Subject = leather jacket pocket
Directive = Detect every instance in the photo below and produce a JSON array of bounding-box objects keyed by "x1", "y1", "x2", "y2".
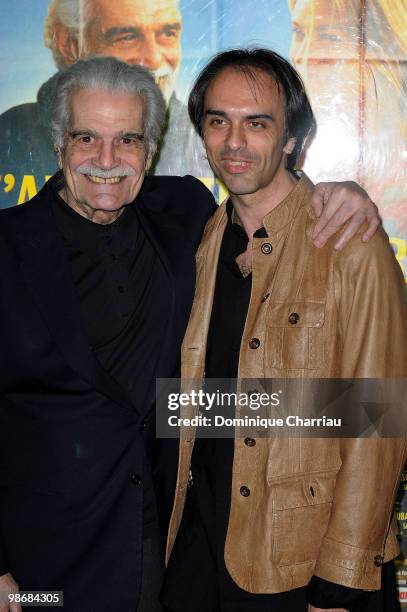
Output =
[
  {"x1": 266, "y1": 301, "x2": 325, "y2": 370},
  {"x1": 271, "y1": 473, "x2": 336, "y2": 566}
]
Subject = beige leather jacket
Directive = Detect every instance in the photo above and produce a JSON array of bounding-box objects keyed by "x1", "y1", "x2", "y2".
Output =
[{"x1": 166, "y1": 175, "x2": 407, "y2": 594}]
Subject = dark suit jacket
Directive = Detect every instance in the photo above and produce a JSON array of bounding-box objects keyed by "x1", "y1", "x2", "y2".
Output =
[{"x1": 0, "y1": 172, "x2": 215, "y2": 611}]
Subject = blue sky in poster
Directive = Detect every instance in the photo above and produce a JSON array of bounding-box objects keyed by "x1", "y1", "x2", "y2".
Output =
[
  {"x1": 0, "y1": 0, "x2": 292, "y2": 112},
  {"x1": 178, "y1": 0, "x2": 292, "y2": 102},
  {"x1": 0, "y1": 1, "x2": 54, "y2": 111}
]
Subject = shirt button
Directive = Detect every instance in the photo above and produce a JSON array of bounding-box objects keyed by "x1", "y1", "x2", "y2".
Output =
[
  {"x1": 240, "y1": 486, "x2": 251, "y2": 497},
  {"x1": 249, "y1": 338, "x2": 260, "y2": 349},
  {"x1": 288, "y1": 312, "x2": 300, "y2": 325},
  {"x1": 373, "y1": 555, "x2": 384, "y2": 567},
  {"x1": 118, "y1": 286, "x2": 125, "y2": 294},
  {"x1": 130, "y1": 473, "x2": 142, "y2": 485},
  {"x1": 244, "y1": 437, "x2": 256, "y2": 447},
  {"x1": 261, "y1": 243, "x2": 273, "y2": 255}
]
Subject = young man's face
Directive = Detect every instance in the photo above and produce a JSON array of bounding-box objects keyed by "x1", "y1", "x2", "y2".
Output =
[
  {"x1": 202, "y1": 67, "x2": 295, "y2": 200},
  {"x1": 60, "y1": 87, "x2": 150, "y2": 224}
]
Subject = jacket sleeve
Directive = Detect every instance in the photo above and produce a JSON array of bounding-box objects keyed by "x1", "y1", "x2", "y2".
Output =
[
  {"x1": 178, "y1": 175, "x2": 218, "y2": 253},
  {"x1": 183, "y1": 174, "x2": 218, "y2": 209},
  {"x1": 313, "y1": 227, "x2": 407, "y2": 590}
]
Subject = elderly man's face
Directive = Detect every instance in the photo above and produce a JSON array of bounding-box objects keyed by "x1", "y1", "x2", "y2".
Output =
[
  {"x1": 82, "y1": 0, "x2": 182, "y2": 101},
  {"x1": 60, "y1": 88, "x2": 150, "y2": 224}
]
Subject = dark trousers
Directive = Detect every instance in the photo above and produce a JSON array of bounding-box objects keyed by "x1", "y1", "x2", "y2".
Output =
[
  {"x1": 161, "y1": 467, "x2": 401, "y2": 612},
  {"x1": 137, "y1": 536, "x2": 165, "y2": 612},
  {"x1": 163, "y1": 563, "x2": 400, "y2": 612}
]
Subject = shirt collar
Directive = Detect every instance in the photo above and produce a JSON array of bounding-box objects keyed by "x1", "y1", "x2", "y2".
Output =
[
  {"x1": 224, "y1": 172, "x2": 314, "y2": 239},
  {"x1": 225, "y1": 199, "x2": 267, "y2": 239},
  {"x1": 50, "y1": 172, "x2": 141, "y2": 254},
  {"x1": 262, "y1": 172, "x2": 314, "y2": 236}
]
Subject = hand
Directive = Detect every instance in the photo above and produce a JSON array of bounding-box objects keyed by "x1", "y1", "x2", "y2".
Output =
[
  {"x1": 0, "y1": 573, "x2": 21, "y2": 612},
  {"x1": 308, "y1": 606, "x2": 349, "y2": 612},
  {"x1": 311, "y1": 181, "x2": 381, "y2": 250}
]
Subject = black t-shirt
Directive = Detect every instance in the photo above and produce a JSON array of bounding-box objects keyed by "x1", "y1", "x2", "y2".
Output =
[{"x1": 51, "y1": 181, "x2": 168, "y2": 532}]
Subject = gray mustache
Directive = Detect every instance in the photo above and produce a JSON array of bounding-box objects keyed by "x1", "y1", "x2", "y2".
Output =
[{"x1": 75, "y1": 165, "x2": 137, "y2": 179}]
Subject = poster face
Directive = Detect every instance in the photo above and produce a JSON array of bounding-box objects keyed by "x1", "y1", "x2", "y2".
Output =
[{"x1": 0, "y1": 0, "x2": 406, "y2": 603}]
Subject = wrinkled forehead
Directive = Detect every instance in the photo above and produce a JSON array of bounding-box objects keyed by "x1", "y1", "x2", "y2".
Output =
[
  {"x1": 67, "y1": 86, "x2": 145, "y2": 126},
  {"x1": 87, "y1": 0, "x2": 182, "y2": 25}
]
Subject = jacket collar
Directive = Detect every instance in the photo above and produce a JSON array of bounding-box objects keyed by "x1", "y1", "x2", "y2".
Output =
[
  {"x1": 203, "y1": 172, "x2": 314, "y2": 247},
  {"x1": 262, "y1": 172, "x2": 315, "y2": 237}
]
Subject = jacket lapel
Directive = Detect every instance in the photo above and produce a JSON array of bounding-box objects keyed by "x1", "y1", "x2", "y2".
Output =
[
  {"x1": 18, "y1": 196, "x2": 135, "y2": 413},
  {"x1": 181, "y1": 203, "x2": 228, "y2": 375},
  {"x1": 137, "y1": 189, "x2": 177, "y2": 380}
]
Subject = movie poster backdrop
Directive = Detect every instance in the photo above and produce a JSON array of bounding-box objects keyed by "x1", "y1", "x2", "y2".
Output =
[{"x1": 0, "y1": 0, "x2": 406, "y2": 604}]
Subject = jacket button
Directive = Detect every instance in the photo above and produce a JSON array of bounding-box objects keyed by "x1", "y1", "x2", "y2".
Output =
[
  {"x1": 244, "y1": 437, "x2": 256, "y2": 447},
  {"x1": 131, "y1": 473, "x2": 142, "y2": 485},
  {"x1": 288, "y1": 312, "x2": 300, "y2": 324},
  {"x1": 261, "y1": 293, "x2": 270, "y2": 303},
  {"x1": 240, "y1": 486, "x2": 251, "y2": 497},
  {"x1": 373, "y1": 555, "x2": 384, "y2": 567},
  {"x1": 249, "y1": 338, "x2": 260, "y2": 349},
  {"x1": 261, "y1": 243, "x2": 273, "y2": 255}
]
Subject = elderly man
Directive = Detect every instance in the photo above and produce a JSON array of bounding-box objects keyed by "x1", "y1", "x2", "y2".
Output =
[
  {"x1": 162, "y1": 49, "x2": 407, "y2": 612},
  {"x1": 0, "y1": 57, "x2": 215, "y2": 612},
  {"x1": 0, "y1": 0, "x2": 209, "y2": 209}
]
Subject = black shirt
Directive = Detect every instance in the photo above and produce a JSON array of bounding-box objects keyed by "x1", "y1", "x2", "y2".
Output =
[{"x1": 51, "y1": 180, "x2": 168, "y2": 532}]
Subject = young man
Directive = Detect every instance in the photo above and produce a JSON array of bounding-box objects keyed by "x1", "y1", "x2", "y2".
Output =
[{"x1": 163, "y1": 49, "x2": 407, "y2": 612}]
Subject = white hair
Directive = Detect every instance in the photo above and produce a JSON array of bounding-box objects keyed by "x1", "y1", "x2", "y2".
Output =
[
  {"x1": 51, "y1": 56, "x2": 167, "y2": 157},
  {"x1": 45, "y1": 0, "x2": 93, "y2": 69},
  {"x1": 44, "y1": 0, "x2": 181, "y2": 70}
]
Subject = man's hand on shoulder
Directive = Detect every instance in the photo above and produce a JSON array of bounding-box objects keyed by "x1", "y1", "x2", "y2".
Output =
[
  {"x1": 311, "y1": 181, "x2": 381, "y2": 250},
  {"x1": 309, "y1": 606, "x2": 348, "y2": 612},
  {"x1": 0, "y1": 573, "x2": 21, "y2": 612}
]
